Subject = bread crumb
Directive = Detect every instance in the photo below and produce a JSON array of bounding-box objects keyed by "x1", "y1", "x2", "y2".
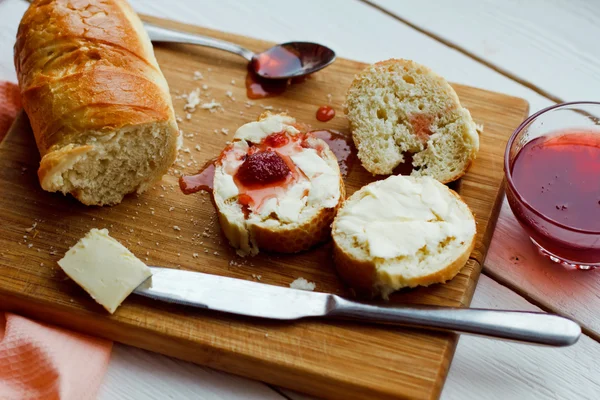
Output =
[
  {"x1": 176, "y1": 129, "x2": 184, "y2": 150},
  {"x1": 195, "y1": 144, "x2": 202, "y2": 151},
  {"x1": 225, "y1": 90, "x2": 233, "y2": 98},
  {"x1": 200, "y1": 100, "x2": 221, "y2": 110},
  {"x1": 176, "y1": 115, "x2": 183, "y2": 123},
  {"x1": 201, "y1": 84, "x2": 209, "y2": 90},
  {"x1": 265, "y1": 333, "x2": 269, "y2": 338},
  {"x1": 475, "y1": 123, "x2": 484, "y2": 134},
  {"x1": 186, "y1": 113, "x2": 192, "y2": 120},
  {"x1": 213, "y1": 251, "x2": 219, "y2": 256},
  {"x1": 231, "y1": 79, "x2": 236, "y2": 85},
  {"x1": 290, "y1": 277, "x2": 316, "y2": 291},
  {"x1": 193, "y1": 253, "x2": 199, "y2": 258},
  {"x1": 221, "y1": 128, "x2": 229, "y2": 135},
  {"x1": 193, "y1": 71, "x2": 203, "y2": 80},
  {"x1": 184, "y1": 88, "x2": 202, "y2": 111},
  {"x1": 173, "y1": 226, "x2": 181, "y2": 231},
  {"x1": 169, "y1": 207, "x2": 175, "y2": 212},
  {"x1": 327, "y1": 93, "x2": 332, "y2": 103},
  {"x1": 27, "y1": 243, "x2": 33, "y2": 248}
]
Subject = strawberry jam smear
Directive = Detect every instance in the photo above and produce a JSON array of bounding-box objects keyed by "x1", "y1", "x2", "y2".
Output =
[{"x1": 228, "y1": 131, "x2": 313, "y2": 213}]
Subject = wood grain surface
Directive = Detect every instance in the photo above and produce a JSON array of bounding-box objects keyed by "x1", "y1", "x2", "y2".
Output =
[{"x1": 0, "y1": 16, "x2": 528, "y2": 400}]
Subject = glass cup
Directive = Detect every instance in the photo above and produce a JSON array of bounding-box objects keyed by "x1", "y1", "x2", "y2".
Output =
[{"x1": 504, "y1": 101, "x2": 600, "y2": 269}]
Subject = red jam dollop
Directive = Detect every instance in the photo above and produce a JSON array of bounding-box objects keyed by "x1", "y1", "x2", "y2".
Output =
[{"x1": 235, "y1": 150, "x2": 291, "y2": 186}]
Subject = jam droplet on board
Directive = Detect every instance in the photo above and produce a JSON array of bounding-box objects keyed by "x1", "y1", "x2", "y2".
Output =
[
  {"x1": 179, "y1": 158, "x2": 217, "y2": 194},
  {"x1": 316, "y1": 105, "x2": 335, "y2": 122},
  {"x1": 308, "y1": 130, "x2": 356, "y2": 177}
]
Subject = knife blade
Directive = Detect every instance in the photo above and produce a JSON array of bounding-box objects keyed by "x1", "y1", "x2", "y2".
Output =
[
  {"x1": 134, "y1": 267, "x2": 581, "y2": 347},
  {"x1": 135, "y1": 266, "x2": 331, "y2": 320}
]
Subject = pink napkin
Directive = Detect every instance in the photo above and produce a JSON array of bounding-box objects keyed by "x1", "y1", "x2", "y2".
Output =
[{"x1": 0, "y1": 81, "x2": 113, "y2": 400}]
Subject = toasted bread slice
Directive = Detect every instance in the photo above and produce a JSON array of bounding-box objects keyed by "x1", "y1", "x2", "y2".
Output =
[
  {"x1": 214, "y1": 113, "x2": 345, "y2": 256},
  {"x1": 332, "y1": 175, "x2": 476, "y2": 298},
  {"x1": 345, "y1": 59, "x2": 479, "y2": 183}
]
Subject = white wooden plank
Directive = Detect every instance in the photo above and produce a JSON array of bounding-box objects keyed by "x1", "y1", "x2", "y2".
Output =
[
  {"x1": 486, "y1": 201, "x2": 600, "y2": 337},
  {"x1": 98, "y1": 345, "x2": 284, "y2": 400},
  {"x1": 280, "y1": 276, "x2": 600, "y2": 400},
  {"x1": 370, "y1": 0, "x2": 600, "y2": 102},
  {"x1": 443, "y1": 275, "x2": 600, "y2": 400},
  {"x1": 0, "y1": 0, "x2": 28, "y2": 82}
]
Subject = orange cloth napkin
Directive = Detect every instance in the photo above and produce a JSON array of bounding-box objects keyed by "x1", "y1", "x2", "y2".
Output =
[{"x1": 0, "y1": 81, "x2": 113, "y2": 400}]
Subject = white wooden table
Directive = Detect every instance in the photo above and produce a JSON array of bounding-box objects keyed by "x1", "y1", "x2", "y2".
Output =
[{"x1": 1, "y1": 0, "x2": 600, "y2": 398}]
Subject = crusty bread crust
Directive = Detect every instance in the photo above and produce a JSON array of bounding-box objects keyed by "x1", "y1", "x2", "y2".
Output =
[
  {"x1": 15, "y1": 0, "x2": 178, "y2": 205},
  {"x1": 218, "y1": 175, "x2": 345, "y2": 254},
  {"x1": 332, "y1": 178, "x2": 476, "y2": 298}
]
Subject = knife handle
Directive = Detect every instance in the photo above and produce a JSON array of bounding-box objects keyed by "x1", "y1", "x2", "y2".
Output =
[{"x1": 327, "y1": 297, "x2": 581, "y2": 347}]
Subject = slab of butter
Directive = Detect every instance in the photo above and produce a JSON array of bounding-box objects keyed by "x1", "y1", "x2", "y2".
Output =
[{"x1": 58, "y1": 228, "x2": 152, "y2": 314}]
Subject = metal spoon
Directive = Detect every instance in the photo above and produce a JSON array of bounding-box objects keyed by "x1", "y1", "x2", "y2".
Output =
[{"x1": 143, "y1": 23, "x2": 336, "y2": 79}]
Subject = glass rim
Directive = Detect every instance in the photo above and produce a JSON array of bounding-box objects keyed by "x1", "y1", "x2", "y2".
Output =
[{"x1": 504, "y1": 101, "x2": 600, "y2": 235}]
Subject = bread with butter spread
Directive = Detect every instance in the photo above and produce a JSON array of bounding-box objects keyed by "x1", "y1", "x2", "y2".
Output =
[
  {"x1": 345, "y1": 59, "x2": 479, "y2": 183},
  {"x1": 332, "y1": 175, "x2": 476, "y2": 298},
  {"x1": 213, "y1": 113, "x2": 345, "y2": 256},
  {"x1": 14, "y1": 0, "x2": 179, "y2": 205}
]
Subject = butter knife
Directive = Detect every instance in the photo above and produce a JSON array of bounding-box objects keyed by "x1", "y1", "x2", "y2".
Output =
[{"x1": 134, "y1": 267, "x2": 581, "y2": 347}]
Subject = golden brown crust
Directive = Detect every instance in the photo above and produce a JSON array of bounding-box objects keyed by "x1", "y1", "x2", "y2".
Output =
[
  {"x1": 332, "y1": 240, "x2": 377, "y2": 297},
  {"x1": 15, "y1": 0, "x2": 177, "y2": 202}
]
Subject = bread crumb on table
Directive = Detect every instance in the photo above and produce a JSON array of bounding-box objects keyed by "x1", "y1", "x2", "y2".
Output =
[
  {"x1": 200, "y1": 100, "x2": 221, "y2": 110},
  {"x1": 184, "y1": 88, "x2": 202, "y2": 111},
  {"x1": 173, "y1": 225, "x2": 181, "y2": 231},
  {"x1": 290, "y1": 277, "x2": 316, "y2": 291}
]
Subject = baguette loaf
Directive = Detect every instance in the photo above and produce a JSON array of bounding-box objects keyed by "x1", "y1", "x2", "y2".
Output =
[
  {"x1": 332, "y1": 175, "x2": 476, "y2": 298},
  {"x1": 14, "y1": 0, "x2": 179, "y2": 206},
  {"x1": 214, "y1": 113, "x2": 344, "y2": 256},
  {"x1": 346, "y1": 59, "x2": 479, "y2": 183}
]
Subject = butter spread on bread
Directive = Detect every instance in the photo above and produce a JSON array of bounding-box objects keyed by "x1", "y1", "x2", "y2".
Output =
[
  {"x1": 58, "y1": 228, "x2": 152, "y2": 313},
  {"x1": 214, "y1": 113, "x2": 344, "y2": 256},
  {"x1": 345, "y1": 59, "x2": 479, "y2": 183},
  {"x1": 332, "y1": 175, "x2": 476, "y2": 298},
  {"x1": 14, "y1": 0, "x2": 179, "y2": 205}
]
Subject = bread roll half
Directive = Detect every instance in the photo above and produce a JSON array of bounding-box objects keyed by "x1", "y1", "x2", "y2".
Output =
[
  {"x1": 346, "y1": 59, "x2": 479, "y2": 183},
  {"x1": 15, "y1": 0, "x2": 179, "y2": 205},
  {"x1": 332, "y1": 175, "x2": 476, "y2": 298},
  {"x1": 214, "y1": 113, "x2": 345, "y2": 256}
]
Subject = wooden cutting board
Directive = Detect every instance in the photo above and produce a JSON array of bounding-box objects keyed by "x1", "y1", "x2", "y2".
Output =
[{"x1": 0, "y1": 16, "x2": 529, "y2": 400}]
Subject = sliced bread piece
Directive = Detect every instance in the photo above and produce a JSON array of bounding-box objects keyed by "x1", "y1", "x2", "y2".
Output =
[
  {"x1": 345, "y1": 59, "x2": 479, "y2": 183},
  {"x1": 214, "y1": 112, "x2": 345, "y2": 256},
  {"x1": 332, "y1": 175, "x2": 476, "y2": 298}
]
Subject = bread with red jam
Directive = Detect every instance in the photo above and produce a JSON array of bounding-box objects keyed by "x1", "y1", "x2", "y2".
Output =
[
  {"x1": 213, "y1": 112, "x2": 345, "y2": 256},
  {"x1": 345, "y1": 59, "x2": 479, "y2": 183}
]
